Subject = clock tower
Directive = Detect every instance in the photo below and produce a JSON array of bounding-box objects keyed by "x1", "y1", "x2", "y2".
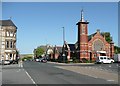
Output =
[{"x1": 76, "y1": 9, "x2": 89, "y2": 61}]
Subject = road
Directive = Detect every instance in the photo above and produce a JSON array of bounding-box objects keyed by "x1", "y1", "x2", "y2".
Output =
[
  {"x1": 2, "y1": 61, "x2": 119, "y2": 85},
  {"x1": 23, "y1": 61, "x2": 118, "y2": 84}
]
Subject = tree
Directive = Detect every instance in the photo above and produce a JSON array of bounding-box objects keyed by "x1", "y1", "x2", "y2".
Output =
[
  {"x1": 101, "y1": 32, "x2": 120, "y2": 54},
  {"x1": 101, "y1": 32, "x2": 111, "y2": 43},
  {"x1": 114, "y1": 46, "x2": 120, "y2": 54},
  {"x1": 16, "y1": 50, "x2": 19, "y2": 57},
  {"x1": 34, "y1": 47, "x2": 45, "y2": 58}
]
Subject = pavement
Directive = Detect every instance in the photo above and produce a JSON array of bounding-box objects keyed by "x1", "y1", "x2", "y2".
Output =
[
  {"x1": 2, "y1": 64, "x2": 35, "y2": 84},
  {"x1": 0, "y1": 65, "x2": 2, "y2": 86},
  {"x1": 47, "y1": 61, "x2": 95, "y2": 65},
  {"x1": 47, "y1": 61, "x2": 118, "y2": 83}
]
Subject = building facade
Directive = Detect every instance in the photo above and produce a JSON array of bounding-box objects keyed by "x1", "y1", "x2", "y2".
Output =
[
  {"x1": 0, "y1": 20, "x2": 17, "y2": 61},
  {"x1": 64, "y1": 10, "x2": 114, "y2": 61}
]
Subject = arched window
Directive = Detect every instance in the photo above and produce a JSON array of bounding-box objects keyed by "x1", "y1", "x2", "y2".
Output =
[
  {"x1": 82, "y1": 28, "x2": 85, "y2": 34},
  {"x1": 6, "y1": 41, "x2": 9, "y2": 48},
  {"x1": 10, "y1": 31, "x2": 13, "y2": 37},
  {"x1": 10, "y1": 41, "x2": 13, "y2": 48},
  {"x1": 6, "y1": 31, "x2": 9, "y2": 36},
  {"x1": 93, "y1": 39, "x2": 104, "y2": 51}
]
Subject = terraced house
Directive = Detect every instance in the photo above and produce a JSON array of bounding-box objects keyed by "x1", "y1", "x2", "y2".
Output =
[{"x1": 0, "y1": 19, "x2": 17, "y2": 61}]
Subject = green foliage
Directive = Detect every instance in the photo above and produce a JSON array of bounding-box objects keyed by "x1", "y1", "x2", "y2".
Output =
[
  {"x1": 22, "y1": 56, "x2": 32, "y2": 61},
  {"x1": 34, "y1": 47, "x2": 45, "y2": 57},
  {"x1": 16, "y1": 50, "x2": 19, "y2": 57},
  {"x1": 101, "y1": 32, "x2": 111, "y2": 43},
  {"x1": 114, "y1": 46, "x2": 120, "y2": 54},
  {"x1": 73, "y1": 59, "x2": 80, "y2": 63},
  {"x1": 105, "y1": 37, "x2": 111, "y2": 43}
]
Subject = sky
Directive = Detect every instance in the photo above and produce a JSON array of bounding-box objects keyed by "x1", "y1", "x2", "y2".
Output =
[{"x1": 2, "y1": 2, "x2": 118, "y2": 54}]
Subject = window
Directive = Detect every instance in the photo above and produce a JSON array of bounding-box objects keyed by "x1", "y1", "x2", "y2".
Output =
[
  {"x1": 10, "y1": 31, "x2": 13, "y2": 37},
  {"x1": 10, "y1": 41, "x2": 12, "y2": 48},
  {"x1": 6, "y1": 41, "x2": 9, "y2": 48},
  {"x1": 93, "y1": 40, "x2": 104, "y2": 51},
  {"x1": 6, "y1": 31, "x2": 9, "y2": 36},
  {"x1": 81, "y1": 24, "x2": 85, "y2": 34},
  {"x1": 13, "y1": 41, "x2": 16, "y2": 48},
  {"x1": 14, "y1": 33, "x2": 16, "y2": 37},
  {"x1": 82, "y1": 28, "x2": 85, "y2": 34},
  {"x1": 104, "y1": 57, "x2": 106, "y2": 59},
  {"x1": 100, "y1": 57, "x2": 103, "y2": 59},
  {"x1": 10, "y1": 53, "x2": 12, "y2": 59}
]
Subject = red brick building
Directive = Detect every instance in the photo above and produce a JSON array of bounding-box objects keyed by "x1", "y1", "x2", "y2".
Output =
[{"x1": 65, "y1": 10, "x2": 114, "y2": 61}]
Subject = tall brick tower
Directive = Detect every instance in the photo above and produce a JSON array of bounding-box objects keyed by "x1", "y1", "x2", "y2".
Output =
[{"x1": 76, "y1": 9, "x2": 89, "y2": 61}]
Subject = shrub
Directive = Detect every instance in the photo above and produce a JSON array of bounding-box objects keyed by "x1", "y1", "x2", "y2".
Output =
[
  {"x1": 81, "y1": 58, "x2": 88, "y2": 63},
  {"x1": 73, "y1": 59, "x2": 80, "y2": 63},
  {"x1": 22, "y1": 56, "x2": 32, "y2": 61}
]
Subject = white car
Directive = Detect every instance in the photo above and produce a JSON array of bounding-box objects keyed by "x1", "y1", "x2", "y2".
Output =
[
  {"x1": 3, "y1": 60, "x2": 10, "y2": 65},
  {"x1": 96, "y1": 56, "x2": 114, "y2": 64},
  {"x1": 35, "y1": 58, "x2": 40, "y2": 62}
]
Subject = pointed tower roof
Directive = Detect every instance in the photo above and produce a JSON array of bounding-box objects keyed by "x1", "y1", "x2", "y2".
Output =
[
  {"x1": 81, "y1": 9, "x2": 84, "y2": 22},
  {"x1": 76, "y1": 9, "x2": 89, "y2": 25}
]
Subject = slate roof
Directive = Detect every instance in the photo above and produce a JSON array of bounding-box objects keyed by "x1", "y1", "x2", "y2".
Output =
[
  {"x1": 88, "y1": 32, "x2": 96, "y2": 41},
  {"x1": 0, "y1": 20, "x2": 17, "y2": 28},
  {"x1": 68, "y1": 44, "x2": 76, "y2": 51},
  {"x1": 88, "y1": 32, "x2": 105, "y2": 41}
]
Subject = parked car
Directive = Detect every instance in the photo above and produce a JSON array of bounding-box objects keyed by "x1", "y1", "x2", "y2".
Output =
[
  {"x1": 39, "y1": 58, "x2": 47, "y2": 63},
  {"x1": 13, "y1": 60, "x2": 19, "y2": 64},
  {"x1": 35, "y1": 58, "x2": 40, "y2": 62},
  {"x1": 3, "y1": 60, "x2": 10, "y2": 65},
  {"x1": 96, "y1": 56, "x2": 114, "y2": 64}
]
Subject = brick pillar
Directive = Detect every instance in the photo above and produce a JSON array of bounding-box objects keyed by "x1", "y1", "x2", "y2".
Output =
[
  {"x1": 110, "y1": 42, "x2": 114, "y2": 58},
  {"x1": 67, "y1": 49, "x2": 70, "y2": 61}
]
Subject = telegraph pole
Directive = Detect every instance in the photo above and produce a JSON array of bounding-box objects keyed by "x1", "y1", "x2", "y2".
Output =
[{"x1": 62, "y1": 27, "x2": 65, "y2": 63}]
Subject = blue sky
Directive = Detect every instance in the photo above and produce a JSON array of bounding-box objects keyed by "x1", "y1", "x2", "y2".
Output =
[{"x1": 2, "y1": 2, "x2": 118, "y2": 54}]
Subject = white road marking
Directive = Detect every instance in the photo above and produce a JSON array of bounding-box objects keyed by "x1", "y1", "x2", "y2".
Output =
[
  {"x1": 116, "y1": 64, "x2": 118, "y2": 67},
  {"x1": 107, "y1": 80, "x2": 115, "y2": 82},
  {"x1": 17, "y1": 70, "x2": 20, "y2": 72},
  {"x1": 88, "y1": 67, "x2": 91, "y2": 68},
  {"x1": 17, "y1": 64, "x2": 23, "y2": 72},
  {"x1": 24, "y1": 69, "x2": 38, "y2": 86},
  {"x1": 87, "y1": 74, "x2": 98, "y2": 79},
  {"x1": 21, "y1": 64, "x2": 23, "y2": 68}
]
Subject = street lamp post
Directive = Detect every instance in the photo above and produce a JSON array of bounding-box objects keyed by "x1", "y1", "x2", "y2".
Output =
[{"x1": 62, "y1": 27, "x2": 65, "y2": 63}]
